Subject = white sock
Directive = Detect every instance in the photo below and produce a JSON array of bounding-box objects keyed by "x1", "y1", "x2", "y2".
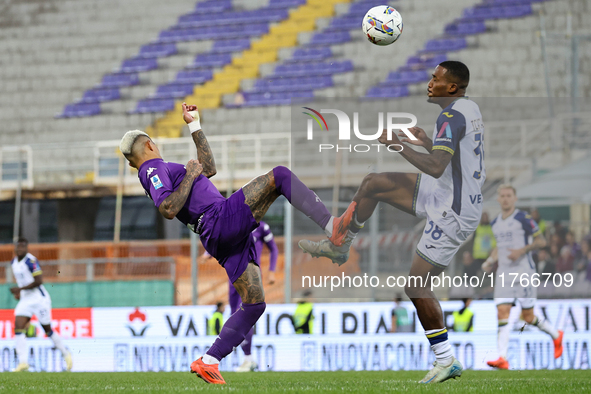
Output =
[
  {"x1": 532, "y1": 315, "x2": 559, "y2": 339},
  {"x1": 15, "y1": 333, "x2": 27, "y2": 364},
  {"x1": 244, "y1": 354, "x2": 253, "y2": 363},
  {"x1": 324, "y1": 217, "x2": 334, "y2": 238},
  {"x1": 49, "y1": 331, "x2": 68, "y2": 357},
  {"x1": 202, "y1": 354, "x2": 220, "y2": 365},
  {"x1": 498, "y1": 319, "x2": 510, "y2": 358},
  {"x1": 425, "y1": 328, "x2": 453, "y2": 366},
  {"x1": 353, "y1": 215, "x2": 365, "y2": 229}
]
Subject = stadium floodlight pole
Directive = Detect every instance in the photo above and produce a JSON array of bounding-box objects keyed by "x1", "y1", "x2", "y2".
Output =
[
  {"x1": 191, "y1": 231, "x2": 199, "y2": 305},
  {"x1": 113, "y1": 155, "x2": 125, "y2": 242},
  {"x1": 284, "y1": 199, "x2": 292, "y2": 303},
  {"x1": 12, "y1": 148, "x2": 23, "y2": 243}
]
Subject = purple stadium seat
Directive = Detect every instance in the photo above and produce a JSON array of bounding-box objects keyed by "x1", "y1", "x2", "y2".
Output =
[
  {"x1": 211, "y1": 39, "x2": 251, "y2": 54},
  {"x1": 273, "y1": 60, "x2": 353, "y2": 77},
  {"x1": 153, "y1": 83, "x2": 196, "y2": 99},
  {"x1": 193, "y1": 0, "x2": 232, "y2": 14},
  {"x1": 251, "y1": 76, "x2": 333, "y2": 92},
  {"x1": 267, "y1": 0, "x2": 306, "y2": 8},
  {"x1": 178, "y1": 9, "x2": 288, "y2": 28},
  {"x1": 384, "y1": 71, "x2": 429, "y2": 85},
  {"x1": 242, "y1": 91, "x2": 314, "y2": 106},
  {"x1": 132, "y1": 98, "x2": 175, "y2": 114},
  {"x1": 100, "y1": 73, "x2": 140, "y2": 88},
  {"x1": 329, "y1": 16, "x2": 361, "y2": 31},
  {"x1": 138, "y1": 43, "x2": 177, "y2": 58},
  {"x1": 120, "y1": 58, "x2": 158, "y2": 73},
  {"x1": 189, "y1": 53, "x2": 232, "y2": 69},
  {"x1": 80, "y1": 88, "x2": 120, "y2": 103},
  {"x1": 462, "y1": 4, "x2": 531, "y2": 21},
  {"x1": 288, "y1": 47, "x2": 332, "y2": 62},
  {"x1": 422, "y1": 38, "x2": 467, "y2": 53},
  {"x1": 58, "y1": 103, "x2": 101, "y2": 118},
  {"x1": 401, "y1": 54, "x2": 447, "y2": 71},
  {"x1": 348, "y1": 1, "x2": 391, "y2": 16},
  {"x1": 175, "y1": 70, "x2": 213, "y2": 84},
  {"x1": 365, "y1": 86, "x2": 409, "y2": 99},
  {"x1": 445, "y1": 21, "x2": 486, "y2": 36},
  {"x1": 309, "y1": 31, "x2": 350, "y2": 46}
]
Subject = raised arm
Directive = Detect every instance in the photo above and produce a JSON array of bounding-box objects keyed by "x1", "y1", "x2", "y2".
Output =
[{"x1": 182, "y1": 103, "x2": 217, "y2": 178}]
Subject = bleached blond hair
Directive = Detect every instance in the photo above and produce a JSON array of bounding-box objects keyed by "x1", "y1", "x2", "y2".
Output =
[
  {"x1": 497, "y1": 183, "x2": 516, "y2": 195},
  {"x1": 119, "y1": 130, "x2": 150, "y2": 156}
]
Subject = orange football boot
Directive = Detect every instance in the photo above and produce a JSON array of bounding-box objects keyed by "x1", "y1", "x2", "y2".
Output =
[
  {"x1": 487, "y1": 357, "x2": 509, "y2": 370},
  {"x1": 329, "y1": 201, "x2": 357, "y2": 247},
  {"x1": 553, "y1": 330, "x2": 564, "y2": 359},
  {"x1": 190, "y1": 357, "x2": 226, "y2": 384}
]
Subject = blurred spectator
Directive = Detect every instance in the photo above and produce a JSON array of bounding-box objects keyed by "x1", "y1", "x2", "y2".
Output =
[
  {"x1": 452, "y1": 298, "x2": 474, "y2": 332},
  {"x1": 552, "y1": 221, "x2": 567, "y2": 241},
  {"x1": 391, "y1": 294, "x2": 412, "y2": 333},
  {"x1": 556, "y1": 245, "x2": 575, "y2": 273},
  {"x1": 550, "y1": 242, "x2": 560, "y2": 261},
  {"x1": 564, "y1": 231, "x2": 582, "y2": 260},
  {"x1": 292, "y1": 291, "x2": 314, "y2": 334},
  {"x1": 530, "y1": 209, "x2": 547, "y2": 237},
  {"x1": 207, "y1": 302, "x2": 225, "y2": 336},
  {"x1": 576, "y1": 238, "x2": 591, "y2": 274},
  {"x1": 472, "y1": 212, "x2": 496, "y2": 267},
  {"x1": 462, "y1": 251, "x2": 479, "y2": 277},
  {"x1": 585, "y1": 240, "x2": 591, "y2": 282},
  {"x1": 536, "y1": 247, "x2": 556, "y2": 275}
]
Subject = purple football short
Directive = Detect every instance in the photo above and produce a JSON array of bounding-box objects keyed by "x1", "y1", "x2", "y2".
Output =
[{"x1": 199, "y1": 189, "x2": 260, "y2": 283}]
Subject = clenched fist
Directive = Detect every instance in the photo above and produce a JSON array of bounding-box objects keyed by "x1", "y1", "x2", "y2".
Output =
[{"x1": 185, "y1": 159, "x2": 203, "y2": 178}]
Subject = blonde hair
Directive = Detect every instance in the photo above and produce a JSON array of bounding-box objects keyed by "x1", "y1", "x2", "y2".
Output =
[
  {"x1": 497, "y1": 184, "x2": 516, "y2": 195},
  {"x1": 119, "y1": 130, "x2": 150, "y2": 155}
]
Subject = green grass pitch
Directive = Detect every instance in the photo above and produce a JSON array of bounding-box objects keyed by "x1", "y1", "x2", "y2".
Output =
[{"x1": 1, "y1": 370, "x2": 590, "y2": 393}]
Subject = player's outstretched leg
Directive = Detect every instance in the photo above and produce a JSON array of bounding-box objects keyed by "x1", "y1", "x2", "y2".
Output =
[
  {"x1": 41, "y1": 324, "x2": 73, "y2": 371},
  {"x1": 191, "y1": 262, "x2": 265, "y2": 384},
  {"x1": 405, "y1": 254, "x2": 463, "y2": 383},
  {"x1": 299, "y1": 172, "x2": 418, "y2": 264},
  {"x1": 522, "y1": 308, "x2": 563, "y2": 359}
]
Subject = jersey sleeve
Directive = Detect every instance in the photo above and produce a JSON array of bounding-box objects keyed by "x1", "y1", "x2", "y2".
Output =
[
  {"x1": 432, "y1": 109, "x2": 466, "y2": 156},
  {"x1": 25, "y1": 257, "x2": 42, "y2": 277},
  {"x1": 145, "y1": 164, "x2": 174, "y2": 208},
  {"x1": 517, "y1": 212, "x2": 541, "y2": 237}
]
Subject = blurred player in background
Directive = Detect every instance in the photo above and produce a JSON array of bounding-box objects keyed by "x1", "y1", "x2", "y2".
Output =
[
  {"x1": 120, "y1": 103, "x2": 336, "y2": 385},
  {"x1": 207, "y1": 302, "x2": 225, "y2": 336},
  {"x1": 300, "y1": 61, "x2": 483, "y2": 383},
  {"x1": 232, "y1": 220, "x2": 278, "y2": 372},
  {"x1": 482, "y1": 185, "x2": 563, "y2": 370},
  {"x1": 10, "y1": 238, "x2": 72, "y2": 372}
]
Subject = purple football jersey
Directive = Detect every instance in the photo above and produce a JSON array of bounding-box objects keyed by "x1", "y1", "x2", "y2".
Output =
[{"x1": 138, "y1": 158, "x2": 226, "y2": 226}]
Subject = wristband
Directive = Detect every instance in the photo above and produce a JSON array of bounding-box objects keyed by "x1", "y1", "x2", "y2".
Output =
[{"x1": 188, "y1": 120, "x2": 202, "y2": 134}]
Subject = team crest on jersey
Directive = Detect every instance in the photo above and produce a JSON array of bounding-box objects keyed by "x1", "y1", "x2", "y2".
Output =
[{"x1": 150, "y1": 175, "x2": 163, "y2": 190}]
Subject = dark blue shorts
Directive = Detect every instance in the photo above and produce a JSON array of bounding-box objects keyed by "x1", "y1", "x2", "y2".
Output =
[{"x1": 200, "y1": 189, "x2": 260, "y2": 283}]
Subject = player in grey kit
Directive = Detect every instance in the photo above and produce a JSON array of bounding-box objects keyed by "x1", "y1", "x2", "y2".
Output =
[{"x1": 120, "y1": 103, "x2": 335, "y2": 384}]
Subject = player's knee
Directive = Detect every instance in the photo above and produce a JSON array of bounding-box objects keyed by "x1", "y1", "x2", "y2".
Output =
[
  {"x1": 404, "y1": 282, "x2": 425, "y2": 299},
  {"x1": 360, "y1": 173, "x2": 379, "y2": 193},
  {"x1": 245, "y1": 301, "x2": 266, "y2": 319}
]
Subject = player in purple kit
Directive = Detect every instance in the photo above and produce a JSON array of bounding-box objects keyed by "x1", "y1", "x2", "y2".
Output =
[
  {"x1": 120, "y1": 103, "x2": 335, "y2": 385},
  {"x1": 232, "y1": 221, "x2": 277, "y2": 372}
]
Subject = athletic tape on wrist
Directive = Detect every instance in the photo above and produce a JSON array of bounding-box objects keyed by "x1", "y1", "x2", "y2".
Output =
[{"x1": 189, "y1": 120, "x2": 202, "y2": 134}]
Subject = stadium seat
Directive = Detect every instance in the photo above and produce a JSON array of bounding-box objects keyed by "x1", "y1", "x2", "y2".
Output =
[
  {"x1": 267, "y1": 0, "x2": 307, "y2": 8},
  {"x1": 100, "y1": 73, "x2": 140, "y2": 88},
  {"x1": 288, "y1": 47, "x2": 333, "y2": 62},
  {"x1": 384, "y1": 71, "x2": 429, "y2": 85},
  {"x1": 132, "y1": 98, "x2": 175, "y2": 113},
  {"x1": 308, "y1": 31, "x2": 351, "y2": 46},
  {"x1": 211, "y1": 39, "x2": 252, "y2": 54},
  {"x1": 193, "y1": 0, "x2": 232, "y2": 14},
  {"x1": 401, "y1": 54, "x2": 447, "y2": 71},
  {"x1": 177, "y1": 9, "x2": 288, "y2": 28},
  {"x1": 242, "y1": 90, "x2": 314, "y2": 106},
  {"x1": 329, "y1": 16, "x2": 362, "y2": 31},
  {"x1": 444, "y1": 21, "x2": 487, "y2": 36},
  {"x1": 250, "y1": 76, "x2": 334, "y2": 92},
  {"x1": 175, "y1": 70, "x2": 214, "y2": 84},
  {"x1": 273, "y1": 60, "x2": 354, "y2": 77},
  {"x1": 189, "y1": 54, "x2": 233, "y2": 69},
  {"x1": 80, "y1": 88, "x2": 121, "y2": 103},
  {"x1": 422, "y1": 38, "x2": 467, "y2": 53},
  {"x1": 153, "y1": 83, "x2": 195, "y2": 99},
  {"x1": 57, "y1": 103, "x2": 101, "y2": 118},
  {"x1": 138, "y1": 43, "x2": 177, "y2": 58},
  {"x1": 120, "y1": 58, "x2": 158, "y2": 73},
  {"x1": 365, "y1": 85, "x2": 409, "y2": 98}
]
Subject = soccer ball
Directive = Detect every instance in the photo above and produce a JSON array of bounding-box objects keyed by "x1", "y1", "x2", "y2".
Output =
[{"x1": 362, "y1": 5, "x2": 403, "y2": 46}]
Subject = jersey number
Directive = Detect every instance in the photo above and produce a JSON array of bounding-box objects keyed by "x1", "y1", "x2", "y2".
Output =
[
  {"x1": 473, "y1": 133, "x2": 483, "y2": 179},
  {"x1": 424, "y1": 221, "x2": 443, "y2": 240}
]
